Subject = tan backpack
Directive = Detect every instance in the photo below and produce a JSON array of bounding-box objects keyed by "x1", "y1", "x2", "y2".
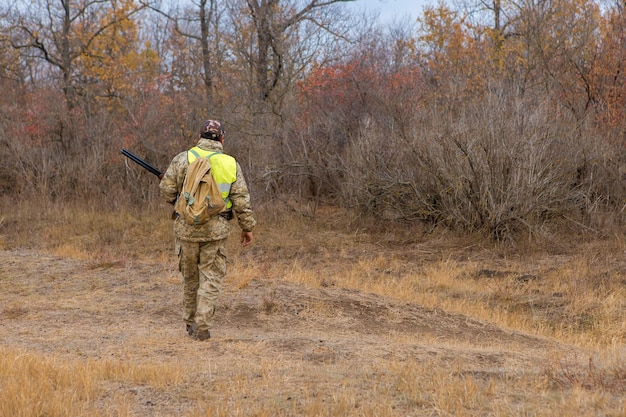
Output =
[{"x1": 175, "y1": 153, "x2": 225, "y2": 225}]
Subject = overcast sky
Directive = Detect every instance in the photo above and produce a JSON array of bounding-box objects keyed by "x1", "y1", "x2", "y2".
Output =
[{"x1": 347, "y1": 0, "x2": 436, "y2": 23}]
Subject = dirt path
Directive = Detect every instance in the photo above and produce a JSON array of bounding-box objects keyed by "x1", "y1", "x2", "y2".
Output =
[{"x1": 0, "y1": 249, "x2": 586, "y2": 415}]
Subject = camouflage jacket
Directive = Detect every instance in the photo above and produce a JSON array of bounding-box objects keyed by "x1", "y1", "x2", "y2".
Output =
[{"x1": 159, "y1": 139, "x2": 256, "y2": 242}]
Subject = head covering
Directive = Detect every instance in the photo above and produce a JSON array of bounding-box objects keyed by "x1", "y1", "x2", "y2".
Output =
[{"x1": 200, "y1": 120, "x2": 224, "y2": 141}]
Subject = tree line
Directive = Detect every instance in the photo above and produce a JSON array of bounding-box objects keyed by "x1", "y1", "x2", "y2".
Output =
[{"x1": 0, "y1": 0, "x2": 624, "y2": 241}]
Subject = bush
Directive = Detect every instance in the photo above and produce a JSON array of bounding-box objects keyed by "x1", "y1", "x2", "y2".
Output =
[{"x1": 340, "y1": 91, "x2": 623, "y2": 240}]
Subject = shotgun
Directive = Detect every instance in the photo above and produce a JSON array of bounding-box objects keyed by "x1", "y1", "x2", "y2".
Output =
[{"x1": 121, "y1": 149, "x2": 163, "y2": 179}]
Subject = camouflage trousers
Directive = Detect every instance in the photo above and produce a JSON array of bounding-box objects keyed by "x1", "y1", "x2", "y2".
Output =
[{"x1": 176, "y1": 238, "x2": 227, "y2": 332}]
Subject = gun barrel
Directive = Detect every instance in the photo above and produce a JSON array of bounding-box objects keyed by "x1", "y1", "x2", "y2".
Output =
[{"x1": 121, "y1": 149, "x2": 163, "y2": 178}]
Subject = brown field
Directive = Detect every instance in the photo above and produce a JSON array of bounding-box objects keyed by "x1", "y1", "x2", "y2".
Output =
[{"x1": 1, "y1": 202, "x2": 625, "y2": 416}]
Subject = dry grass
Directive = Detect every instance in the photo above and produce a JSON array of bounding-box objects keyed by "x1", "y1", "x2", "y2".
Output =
[
  {"x1": 0, "y1": 347, "x2": 184, "y2": 417},
  {"x1": 1, "y1": 345, "x2": 624, "y2": 416},
  {"x1": 0, "y1": 199, "x2": 173, "y2": 263},
  {"x1": 1, "y1": 199, "x2": 625, "y2": 416},
  {"x1": 256, "y1": 211, "x2": 626, "y2": 350}
]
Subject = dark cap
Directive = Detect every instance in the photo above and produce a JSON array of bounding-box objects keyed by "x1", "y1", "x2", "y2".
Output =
[{"x1": 200, "y1": 120, "x2": 224, "y2": 141}]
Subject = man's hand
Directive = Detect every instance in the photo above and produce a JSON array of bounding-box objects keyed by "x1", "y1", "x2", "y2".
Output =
[{"x1": 241, "y1": 231, "x2": 254, "y2": 247}]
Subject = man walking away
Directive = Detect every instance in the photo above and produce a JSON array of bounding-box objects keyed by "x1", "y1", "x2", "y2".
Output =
[{"x1": 159, "y1": 120, "x2": 256, "y2": 341}]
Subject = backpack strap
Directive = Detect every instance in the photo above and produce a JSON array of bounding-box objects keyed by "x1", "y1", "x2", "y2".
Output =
[
  {"x1": 188, "y1": 147, "x2": 222, "y2": 163},
  {"x1": 189, "y1": 148, "x2": 201, "y2": 161}
]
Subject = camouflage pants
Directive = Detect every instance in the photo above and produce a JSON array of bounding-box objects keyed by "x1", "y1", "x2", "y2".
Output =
[{"x1": 177, "y1": 238, "x2": 227, "y2": 332}]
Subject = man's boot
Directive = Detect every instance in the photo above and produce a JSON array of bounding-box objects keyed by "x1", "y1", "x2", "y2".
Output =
[{"x1": 195, "y1": 329, "x2": 210, "y2": 341}]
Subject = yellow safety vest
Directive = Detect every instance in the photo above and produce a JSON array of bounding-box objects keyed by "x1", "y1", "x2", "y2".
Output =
[{"x1": 188, "y1": 147, "x2": 237, "y2": 209}]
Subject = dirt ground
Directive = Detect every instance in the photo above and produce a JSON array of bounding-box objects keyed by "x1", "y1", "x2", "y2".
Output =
[{"x1": 0, "y1": 248, "x2": 591, "y2": 415}]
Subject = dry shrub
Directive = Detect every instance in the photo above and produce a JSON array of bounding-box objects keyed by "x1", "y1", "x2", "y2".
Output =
[
  {"x1": 340, "y1": 91, "x2": 624, "y2": 242},
  {"x1": 544, "y1": 353, "x2": 626, "y2": 393},
  {"x1": 0, "y1": 83, "x2": 182, "y2": 209},
  {"x1": 261, "y1": 54, "x2": 625, "y2": 243}
]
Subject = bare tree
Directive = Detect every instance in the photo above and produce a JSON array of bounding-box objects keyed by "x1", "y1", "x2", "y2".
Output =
[
  {"x1": 241, "y1": 0, "x2": 354, "y2": 103},
  {"x1": 219, "y1": 0, "x2": 355, "y2": 190},
  {"x1": 142, "y1": 0, "x2": 222, "y2": 109}
]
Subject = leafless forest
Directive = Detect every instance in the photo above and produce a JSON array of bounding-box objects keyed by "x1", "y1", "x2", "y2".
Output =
[{"x1": 1, "y1": 0, "x2": 625, "y2": 238}]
